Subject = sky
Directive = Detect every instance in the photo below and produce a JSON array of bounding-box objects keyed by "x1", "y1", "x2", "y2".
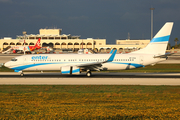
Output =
[{"x1": 0, "y1": 0, "x2": 179, "y2": 46}]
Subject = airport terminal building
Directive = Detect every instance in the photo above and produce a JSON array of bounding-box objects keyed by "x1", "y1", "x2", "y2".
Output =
[{"x1": 0, "y1": 28, "x2": 150, "y2": 52}]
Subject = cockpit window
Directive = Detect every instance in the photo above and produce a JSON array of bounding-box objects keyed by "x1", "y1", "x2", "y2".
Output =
[{"x1": 11, "y1": 58, "x2": 17, "y2": 61}]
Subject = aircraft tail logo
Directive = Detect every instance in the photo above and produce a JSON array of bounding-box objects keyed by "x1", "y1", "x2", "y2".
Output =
[{"x1": 35, "y1": 38, "x2": 41, "y2": 48}]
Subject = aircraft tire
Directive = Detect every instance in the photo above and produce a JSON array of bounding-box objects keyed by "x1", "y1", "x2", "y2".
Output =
[
  {"x1": 20, "y1": 73, "x2": 24, "y2": 77},
  {"x1": 86, "y1": 71, "x2": 92, "y2": 77}
]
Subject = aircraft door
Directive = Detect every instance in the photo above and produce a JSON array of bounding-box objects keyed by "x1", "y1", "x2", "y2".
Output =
[
  {"x1": 23, "y1": 56, "x2": 27, "y2": 65},
  {"x1": 140, "y1": 56, "x2": 143, "y2": 65}
]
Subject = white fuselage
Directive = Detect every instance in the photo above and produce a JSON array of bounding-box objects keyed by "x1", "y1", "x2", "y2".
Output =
[
  {"x1": 12, "y1": 46, "x2": 30, "y2": 51},
  {"x1": 4, "y1": 53, "x2": 166, "y2": 72}
]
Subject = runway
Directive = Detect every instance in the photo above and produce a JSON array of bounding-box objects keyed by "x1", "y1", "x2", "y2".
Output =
[
  {"x1": 1, "y1": 72, "x2": 180, "y2": 78},
  {"x1": 0, "y1": 72, "x2": 180, "y2": 85}
]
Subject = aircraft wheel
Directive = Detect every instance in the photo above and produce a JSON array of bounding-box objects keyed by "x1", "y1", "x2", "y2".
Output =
[
  {"x1": 86, "y1": 71, "x2": 92, "y2": 77},
  {"x1": 20, "y1": 73, "x2": 24, "y2": 77}
]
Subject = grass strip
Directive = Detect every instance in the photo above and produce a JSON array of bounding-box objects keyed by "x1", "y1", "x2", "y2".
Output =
[{"x1": 0, "y1": 85, "x2": 180, "y2": 119}]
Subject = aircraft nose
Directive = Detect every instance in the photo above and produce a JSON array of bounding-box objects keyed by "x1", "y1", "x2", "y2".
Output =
[{"x1": 4, "y1": 62, "x2": 11, "y2": 68}]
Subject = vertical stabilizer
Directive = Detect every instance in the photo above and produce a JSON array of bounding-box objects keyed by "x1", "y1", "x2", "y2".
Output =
[
  {"x1": 131, "y1": 22, "x2": 173, "y2": 55},
  {"x1": 35, "y1": 38, "x2": 41, "y2": 48}
]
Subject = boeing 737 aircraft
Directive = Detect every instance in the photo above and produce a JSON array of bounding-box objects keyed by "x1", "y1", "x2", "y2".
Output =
[{"x1": 4, "y1": 22, "x2": 174, "y2": 77}]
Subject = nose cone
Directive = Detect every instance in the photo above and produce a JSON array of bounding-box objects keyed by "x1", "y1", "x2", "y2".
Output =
[{"x1": 4, "y1": 62, "x2": 11, "y2": 68}]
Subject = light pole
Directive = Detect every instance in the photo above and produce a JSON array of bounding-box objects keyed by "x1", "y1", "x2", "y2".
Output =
[
  {"x1": 23, "y1": 31, "x2": 27, "y2": 55},
  {"x1": 150, "y1": 7, "x2": 155, "y2": 40}
]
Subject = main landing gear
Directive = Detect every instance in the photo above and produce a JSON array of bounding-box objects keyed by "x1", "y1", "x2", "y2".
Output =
[
  {"x1": 86, "y1": 71, "x2": 92, "y2": 77},
  {"x1": 20, "y1": 72, "x2": 24, "y2": 77}
]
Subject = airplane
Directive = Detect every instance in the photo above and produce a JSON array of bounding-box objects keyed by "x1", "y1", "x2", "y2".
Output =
[
  {"x1": 8, "y1": 38, "x2": 41, "y2": 54},
  {"x1": 4, "y1": 22, "x2": 173, "y2": 77},
  {"x1": 26, "y1": 38, "x2": 41, "y2": 51}
]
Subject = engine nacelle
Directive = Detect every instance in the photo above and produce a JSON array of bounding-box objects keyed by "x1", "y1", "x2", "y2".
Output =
[{"x1": 61, "y1": 66, "x2": 80, "y2": 75}]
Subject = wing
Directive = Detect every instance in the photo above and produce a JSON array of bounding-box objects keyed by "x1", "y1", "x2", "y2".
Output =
[{"x1": 77, "y1": 49, "x2": 117, "y2": 71}]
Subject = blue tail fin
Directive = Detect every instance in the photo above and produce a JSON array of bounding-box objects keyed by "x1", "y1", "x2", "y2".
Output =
[{"x1": 131, "y1": 22, "x2": 173, "y2": 55}]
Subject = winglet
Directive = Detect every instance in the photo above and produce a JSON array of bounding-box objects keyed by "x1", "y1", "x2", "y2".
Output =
[
  {"x1": 109, "y1": 49, "x2": 113, "y2": 54},
  {"x1": 106, "y1": 49, "x2": 117, "y2": 62}
]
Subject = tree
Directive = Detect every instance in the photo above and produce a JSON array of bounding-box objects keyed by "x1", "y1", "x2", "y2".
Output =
[
  {"x1": 167, "y1": 42, "x2": 171, "y2": 50},
  {"x1": 174, "y1": 38, "x2": 179, "y2": 48}
]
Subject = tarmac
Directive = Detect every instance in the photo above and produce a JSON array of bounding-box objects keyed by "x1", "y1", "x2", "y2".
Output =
[{"x1": 0, "y1": 72, "x2": 180, "y2": 85}]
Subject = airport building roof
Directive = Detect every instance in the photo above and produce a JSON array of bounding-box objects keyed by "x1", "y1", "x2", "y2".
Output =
[{"x1": 17, "y1": 28, "x2": 80, "y2": 39}]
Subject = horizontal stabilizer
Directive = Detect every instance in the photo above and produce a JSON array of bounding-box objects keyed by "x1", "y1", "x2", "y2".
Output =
[{"x1": 154, "y1": 53, "x2": 174, "y2": 58}]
